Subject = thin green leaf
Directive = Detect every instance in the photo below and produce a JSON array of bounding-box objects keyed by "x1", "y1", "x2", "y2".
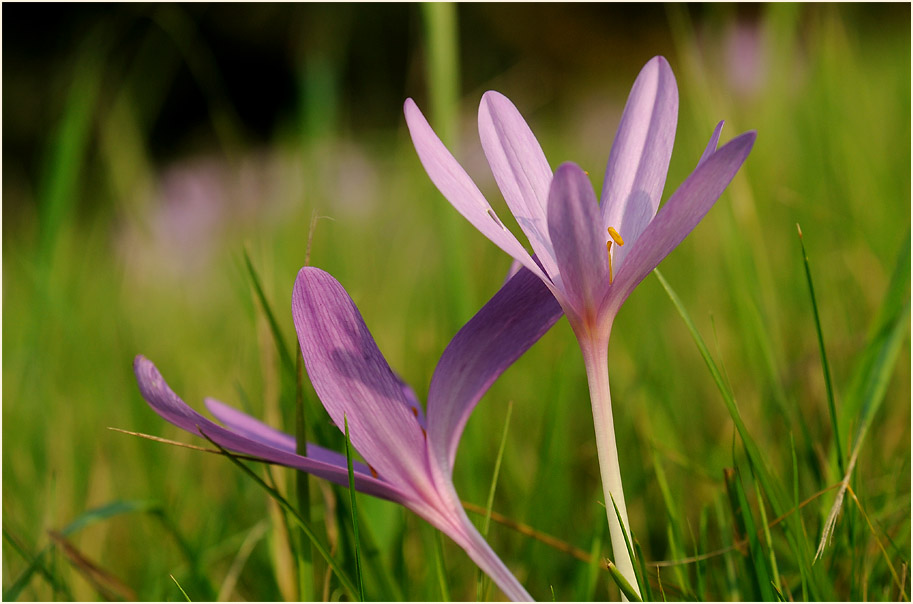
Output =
[
  {"x1": 654, "y1": 268, "x2": 830, "y2": 600},
  {"x1": 344, "y1": 417, "x2": 366, "y2": 601},
  {"x1": 294, "y1": 347, "x2": 314, "y2": 601},
  {"x1": 608, "y1": 494, "x2": 644, "y2": 600},
  {"x1": 723, "y1": 467, "x2": 775, "y2": 601},
  {"x1": 171, "y1": 574, "x2": 192, "y2": 602},
  {"x1": 606, "y1": 559, "x2": 643, "y2": 602},
  {"x1": 61, "y1": 499, "x2": 163, "y2": 537},
  {"x1": 477, "y1": 401, "x2": 513, "y2": 601},
  {"x1": 432, "y1": 529, "x2": 451, "y2": 602},
  {"x1": 796, "y1": 224, "x2": 844, "y2": 475},
  {"x1": 197, "y1": 428, "x2": 358, "y2": 598},
  {"x1": 576, "y1": 517, "x2": 605, "y2": 601},
  {"x1": 242, "y1": 246, "x2": 295, "y2": 377},
  {"x1": 633, "y1": 537, "x2": 655, "y2": 603},
  {"x1": 2, "y1": 532, "x2": 73, "y2": 602},
  {"x1": 651, "y1": 449, "x2": 692, "y2": 597}
]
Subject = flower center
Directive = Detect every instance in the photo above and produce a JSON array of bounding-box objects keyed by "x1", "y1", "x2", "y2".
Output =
[{"x1": 606, "y1": 226, "x2": 625, "y2": 283}]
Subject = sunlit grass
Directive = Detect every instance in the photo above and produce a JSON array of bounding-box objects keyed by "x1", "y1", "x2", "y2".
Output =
[{"x1": 3, "y1": 4, "x2": 909, "y2": 601}]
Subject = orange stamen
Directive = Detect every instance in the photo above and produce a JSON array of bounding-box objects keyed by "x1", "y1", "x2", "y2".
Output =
[{"x1": 606, "y1": 227, "x2": 624, "y2": 284}]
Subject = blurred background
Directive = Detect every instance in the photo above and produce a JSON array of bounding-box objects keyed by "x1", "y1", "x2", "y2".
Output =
[{"x1": 3, "y1": 3, "x2": 910, "y2": 601}]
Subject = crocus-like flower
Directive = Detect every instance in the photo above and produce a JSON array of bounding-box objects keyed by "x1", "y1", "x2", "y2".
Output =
[
  {"x1": 134, "y1": 265, "x2": 561, "y2": 601},
  {"x1": 404, "y1": 55, "x2": 756, "y2": 595}
]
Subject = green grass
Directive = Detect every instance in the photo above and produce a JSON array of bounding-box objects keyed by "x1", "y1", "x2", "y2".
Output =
[{"x1": 3, "y1": 4, "x2": 910, "y2": 601}]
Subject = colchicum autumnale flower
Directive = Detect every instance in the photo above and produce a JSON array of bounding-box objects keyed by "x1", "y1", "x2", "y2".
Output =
[
  {"x1": 134, "y1": 265, "x2": 561, "y2": 601},
  {"x1": 405, "y1": 55, "x2": 756, "y2": 595}
]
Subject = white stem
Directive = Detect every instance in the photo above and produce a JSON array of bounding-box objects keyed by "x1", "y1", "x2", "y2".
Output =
[{"x1": 580, "y1": 337, "x2": 640, "y2": 599}]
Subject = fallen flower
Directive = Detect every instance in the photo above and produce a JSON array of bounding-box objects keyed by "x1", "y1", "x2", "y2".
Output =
[{"x1": 134, "y1": 264, "x2": 561, "y2": 601}]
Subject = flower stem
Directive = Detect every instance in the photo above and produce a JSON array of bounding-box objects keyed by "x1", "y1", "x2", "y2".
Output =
[{"x1": 580, "y1": 338, "x2": 640, "y2": 599}]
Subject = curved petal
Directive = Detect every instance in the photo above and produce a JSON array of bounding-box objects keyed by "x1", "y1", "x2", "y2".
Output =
[
  {"x1": 698, "y1": 121, "x2": 725, "y2": 167},
  {"x1": 607, "y1": 130, "x2": 757, "y2": 314},
  {"x1": 479, "y1": 91, "x2": 559, "y2": 278},
  {"x1": 601, "y1": 56, "x2": 679, "y2": 269},
  {"x1": 404, "y1": 98, "x2": 549, "y2": 283},
  {"x1": 204, "y1": 398, "x2": 376, "y2": 475},
  {"x1": 292, "y1": 267, "x2": 435, "y2": 499},
  {"x1": 547, "y1": 162, "x2": 610, "y2": 320},
  {"x1": 133, "y1": 356, "x2": 403, "y2": 501},
  {"x1": 427, "y1": 266, "x2": 562, "y2": 475}
]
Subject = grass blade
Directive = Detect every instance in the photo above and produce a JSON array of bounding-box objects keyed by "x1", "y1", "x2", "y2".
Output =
[
  {"x1": 606, "y1": 559, "x2": 643, "y2": 602},
  {"x1": 294, "y1": 348, "x2": 315, "y2": 601},
  {"x1": 477, "y1": 401, "x2": 513, "y2": 601},
  {"x1": 344, "y1": 417, "x2": 366, "y2": 601},
  {"x1": 723, "y1": 468, "x2": 775, "y2": 601},
  {"x1": 608, "y1": 494, "x2": 645, "y2": 599},
  {"x1": 198, "y1": 429, "x2": 358, "y2": 598},
  {"x1": 171, "y1": 574, "x2": 193, "y2": 602},
  {"x1": 796, "y1": 224, "x2": 844, "y2": 475},
  {"x1": 242, "y1": 246, "x2": 295, "y2": 378},
  {"x1": 654, "y1": 268, "x2": 830, "y2": 600},
  {"x1": 816, "y1": 233, "x2": 910, "y2": 561},
  {"x1": 431, "y1": 529, "x2": 451, "y2": 602}
]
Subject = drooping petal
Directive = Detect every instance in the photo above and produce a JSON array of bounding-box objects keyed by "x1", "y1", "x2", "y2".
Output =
[
  {"x1": 547, "y1": 162, "x2": 610, "y2": 319},
  {"x1": 601, "y1": 56, "x2": 679, "y2": 269},
  {"x1": 204, "y1": 398, "x2": 376, "y2": 475},
  {"x1": 607, "y1": 130, "x2": 757, "y2": 314},
  {"x1": 427, "y1": 265, "x2": 562, "y2": 475},
  {"x1": 292, "y1": 267, "x2": 435, "y2": 499},
  {"x1": 444, "y1": 504, "x2": 535, "y2": 601},
  {"x1": 404, "y1": 98, "x2": 549, "y2": 283},
  {"x1": 698, "y1": 121, "x2": 725, "y2": 167},
  {"x1": 133, "y1": 356, "x2": 403, "y2": 501},
  {"x1": 478, "y1": 91, "x2": 559, "y2": 279}
]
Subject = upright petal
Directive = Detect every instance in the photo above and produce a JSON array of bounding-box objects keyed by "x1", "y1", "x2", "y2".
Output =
[
  {"x1": 404, "y1": 98, "x2": 549, "y2": 283},
  {"x1": 292, "y1": 267, "x2": 434, "y2": 498},
  {"x1": 601, "y1": 56, "x2": 679, "y2": 269},
  {"x1": 607, "y1": 130, "x2": 757, "y2": 314},
  {"x1": 427, "y1": 266, "x2": 562, "y2": 475},
  {"x1": 479, "y1": 91, "x2": 559, "y2": 278},
  {"x1": 547, "y1": 162, "x2": 610, "y2": 321},
  {"x1": 133, "y1": 356, "x2": 403, "y2": 501}
]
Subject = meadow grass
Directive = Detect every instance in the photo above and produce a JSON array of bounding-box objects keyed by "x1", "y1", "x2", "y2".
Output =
[{"x1": 3, "y1": 4, "x2": 909, "y2": 601}]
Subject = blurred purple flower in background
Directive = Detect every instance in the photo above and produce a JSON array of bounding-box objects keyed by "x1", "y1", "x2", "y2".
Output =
[
  {"x1": 135, "y1": 265, "x2": 561, "y2": 601},
  {"x1": 724, "y1": 20, "x2": 769, "y2": 99},
  {"x1": 405, "y1": 56, "x2": 755, "y2": 594}
]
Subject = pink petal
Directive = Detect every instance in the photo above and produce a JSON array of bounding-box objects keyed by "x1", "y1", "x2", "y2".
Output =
[
  {"x1": 427, "y1": 265, "x2": 562, "y2": 475},
  {"x1": 478, "y1": 91, "x2": 559, "y2": 278},
  {"x1": 600, "y1": 56, "x2": 679, "y2": 269},
  {"x1": 607, "y1": 130, "x2": 757, "y2": 314},
  {"x1": 698, "y1": 121, "x2": 725, "y2": 167},
  {"x1": 204, "y1": 398, "x2": 376, "y2": 475},
  {"x1": 292, "y1": 267, "x2": 436, "y2": 499},
  {"x1": 133, "y1": 356, "x2": 403, "y2": 501},
  {"x1": 547, "y1": 162, "x2": 610, "y2": 320},
  {"x1": 404, "y1": 98, "x2": 549, "y2": 283}
]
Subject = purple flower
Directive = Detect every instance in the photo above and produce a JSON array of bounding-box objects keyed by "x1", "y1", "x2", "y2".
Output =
[
  {"x1": 404, "y1": 56, "x2": 756, "y2": 594},
  {"x1": 134, "y1": 265, "x2": 561, "y2": 601}
]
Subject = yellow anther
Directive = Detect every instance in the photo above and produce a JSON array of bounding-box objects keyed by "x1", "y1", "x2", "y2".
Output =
[
  {"x1": 369, "y1": 464, "x2": 378, "y2": 479},
  {"x1": 607, "y1": 226, "x2": 625, "y2": 246},
  {"x1": 606, "y1": 226, "x2": 624, "y2": 284}
]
